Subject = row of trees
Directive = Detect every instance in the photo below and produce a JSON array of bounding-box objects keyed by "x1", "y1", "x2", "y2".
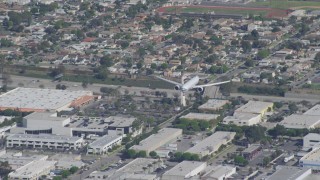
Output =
[
  {"x1": 173, "y1": 118, "x2": 211, "y2": 132},
  {"x1": 122, "y1": 149, "x2": 147, "y2": 159},
  {"x1": 238, "y1": 86, "x2": 286, "y2": 97},
  {"x1": 170, "y1": 152, "x2": 200, "y2": 162}
]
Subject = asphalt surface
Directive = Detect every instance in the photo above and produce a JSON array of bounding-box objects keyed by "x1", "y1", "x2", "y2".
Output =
[{"x1": 230, "y1": 93, "x2": 320, "y2": 103}]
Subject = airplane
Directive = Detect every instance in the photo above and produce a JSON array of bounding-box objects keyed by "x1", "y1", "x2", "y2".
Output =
[{"x1": 156, "y1": 75, "x2": 230, "y2": 95}]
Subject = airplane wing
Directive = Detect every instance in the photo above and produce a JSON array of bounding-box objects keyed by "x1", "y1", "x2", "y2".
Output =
[
  {"x1": 155, "y1": 76, "x2": 182, "y2": 86},
  {"x1": 193, "y1": 80, "x2": 231, "y2": 88}
]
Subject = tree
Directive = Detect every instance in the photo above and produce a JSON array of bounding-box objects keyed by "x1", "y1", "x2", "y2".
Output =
[
  {"x1": 288, "y1": 103, "x2": 298, "y2": 113},
  {"x1": 61, "y1": 170, "x2": 70, "y2": 178},
  {"x1": 234, "y1": 155, "x2": 248, "y2": 166},
  {"x1": 241, "y1": 41, "x2": 251, "y2": 53},
  {"x1": 150, "y1": 63, "x2": 157, "y2": 69},
  {"x1": 257, "y1": 49, "x2": 270, "y2": 60},
  {"x1": 268, "y1": 124, "x2": 286, "y2": 138},
  {"x1": 100, "y1": 55, "x2": 114, "y2": 67},
  {"x1": 69, "y1": 166, "x2": 79, "y2": 174},
  {"x1": 205, "y1": 54, "x2": 218, "y2": 64},
  {"x1": 262, "y1": 157, "x2": 270, "y2": 167},
  {"x1": 251, "y1": 30, "x2": 259, "y2": 40},
  {"x1": 123, "y1": 149, "x2": 136, "y2": 159},
  {"x1": 210, "y1": 35, "x2": 222, "y2": 45},
  {"x1": 160, "y1": 63, "x2": 168, "y2": 70},
  {"x1": 149, "y1": 151, "x2": 157, "y2": 158},
  {"x1": 244, "y1": 59, "x2": 254, "y2": 67},
  {"x1": 137, "y1": 150, "x2": 147, "y2": 158},
  {"x1": 272, "y1": 26, "x2": 281, "y2": 32},
  {"x1": 314, "y1": 52, "x2": 320, "y2": 64}
]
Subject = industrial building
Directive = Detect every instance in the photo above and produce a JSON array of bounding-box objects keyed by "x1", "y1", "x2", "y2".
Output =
[
  {"x1": 303, "y1": 133, "x2": 320, "y2": 150},
  {"x1": 8, "y1": 160, "x2": 56, "y2": 180},
  {"x1": 198, "y1": 99, "x2": 229, "y2": 112},
  {"x1": 87, "y1": 134, "x2": 122, "y2": 155},
  {"x1": 300, "y1": 147, "x2": 320, "y2": 170},
  {"x1": 242, "y1": 144, "x2": 262, "y2": 160},
  {"x1": 266, "y1": 166, "x2": 311, "y2": 180},
  {"x1": 0, "y1": 87, "x2": 95, "y2": 112},
  {"x1": 88, "y1": 158, "x2": 162, "y2": 180},
  {"x1": 201, "y1": 165, "x2": 236, "y2": 180},
  {"x1": 279, "y1": 114, "x2": 320, "y2": 129},
  {"x1": 180, "y1": 113, "x2": 219, "y2": 121},
  {"x1": 162, "y1": 161, "x2": 207, "y2": 180},
  {"x1": 234, "y1": 100, "x2": 273, "y2": 117},
  {"x1": 6, "y1": 134, "x2": 84, "y2": 150},
  {"x1": 0, "y1": 151, "x2": 48, "y2": 170},
  {"x1": 131, "y1": 128, "x2": 182, "y2": 154},
  {"x1": 222, "y1": 113, "x2": 261, "y2": 126},
  {"x1": 304, "y1": 104, "x2": 320, "y2": 116},
  {"x1": 186, "y1": 131, "x2": 235, "y2": 157}
]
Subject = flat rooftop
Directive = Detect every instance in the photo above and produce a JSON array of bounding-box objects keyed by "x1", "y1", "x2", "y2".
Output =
[
  {"x1": 243, "y1": 144, "x2": 261, "y2": 154},
  {"x1": 279, "y1": 114, "x2": 320, "y2": 129},
  {"x1": 106, "y1": 116, "x2": 136, "y2": 127},
  {"x1": 25, "y1": 112, "x2": 68, "y2": 122},
  {"x1": 235, "y1": 101, "x2": 273, "y2": 114},
  {"x1": 266, "y1": 166, "x2": 311, "y2": 180},
  {"x1": 180, "y1": 113, "x2": 219, "y2": 121},
  {"x1": 131, "y1": 128, "x2": 182, "y2": 152},
  {"x1": 202, "y1": 165, "x2": 236, "y2": 179},
  {"x1": 7, "y1": 134, "x2": 83, "y2": 143},
  {"x1": 89, "y1": 134, "x2": 121, "y2": 148},
  {"x1": 300, "y1": 148, "x2": 320, "y2": 163},
  {"x1": 9, "y1": 160, "x2": 56, "y2": 178},
  {"x1": 163, "y1": 161, "x2": 206, "y2": 177},
  {"x1": 0, "y1": 87, "x2": 93, "y2": 112},
  {"x1": 304, "y1": 105, "x2": 320, "y2": 116},
  {"x1": 187, "y1": 131, "x2": 235, "y2": 155},
  {"x1": 198, "y1": 99, "x2": 229, "y2": 110},
  {"x1": 116, "y1": 158, "x2": 158, "y2": 174}
]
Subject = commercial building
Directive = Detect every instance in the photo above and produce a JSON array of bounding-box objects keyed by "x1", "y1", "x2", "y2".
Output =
[
  {"x1": 303, "y1": 133, "x2": 320, "y2": 150},
  {"x1": 304, "y1": 105, "x2": 320, "y2": 116},
  {"x1": 0, "y1": 87, "x2": 95, "y2": 112},
  {"x1": 242, "y1": 144, "x2": 262, "y2": 160},
  {"x1": 300, "y1": 148, "x2": 320, "y2": 170},
  {"x1": 21, "y1": 112, "x2": 72, "y2": 136},
  {"x1": 198, "y1": 99, "x2": 229, "y2": 111},
  {"x1": 162, "y1": 161, "x2": 207, "y2": 180},
  {"x1": 202, "y1": 165, "x2": 236, "y2": 180},
  {"x1": 234, "y1": 100, "x2": 273, "y2": 117},
  {"x1": 87, "y1": 134, "x2": 122, "y2": 155},
  {"x1": 8, "y1": 160, "x2": 56, "y2": 180},
  {"x1": 6, "y1": 134, "x2": 84, "y2": 150},
  {"x1": 105, "y1": 116, "x2": 137, "y2": 136},
  {"x1": 180, "y1": 113, "x2": 219, "y2": 121},
  {"x1": 131, "y1": 128, "x2": 182, "y2": 154},
  {"x1": 222, "y1": 113, "x2": 261, "y2": 126},
  {"x1": 186, "y1": 131, "x2": 235, "y2": 158},
  {"x1": 90, "y1": 158, "x2": 162, "y2": 180},
  {"x1": 279, "y1": 114, "x2": 320, "y2": 129},
  {"x1": 0, "y1": 151, "x2": 48, "y2": 170},
  {"x1": 266, "y1": 166, "x2": 311, "y2": 180}
]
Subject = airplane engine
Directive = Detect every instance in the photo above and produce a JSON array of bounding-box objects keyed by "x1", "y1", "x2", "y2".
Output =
[
  {"x1": 174, "y1": 85, "x2": 181, "y2": 90},
  {"x1": 196, "y1": 87, "x2": 205, "y2": 94}
]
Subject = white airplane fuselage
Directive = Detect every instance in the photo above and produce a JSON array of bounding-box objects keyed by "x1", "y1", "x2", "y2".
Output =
[{"x1": 181, "y1": 76, "x2": 200, "y2": 92}]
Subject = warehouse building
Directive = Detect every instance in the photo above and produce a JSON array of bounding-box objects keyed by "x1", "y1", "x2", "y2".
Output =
[
  {"x1": 266, "y1": 166, "x2": 311, "y2": 180},
  {"x1": 299, "y1": 147, "x2": 320, "y2": 170},
  {"x1": 234, "y1": 100, "x2": 273, "y2": 117},
  {"x1": 303, "y1": 133, "x2": 320, "y2": 150},
  {"x1": 8, "y1": 160, "x2": 56, "y2": 180},
  {"x1": 162, "y1": 161, "x2": 207, "y2": 180},
  {"x1": 198, "y1": 99, "x2": 229, "y2": 112},
  {"x1": 87, "y1": 134, "x2": 122, "y2": 155},
  {"x1": 242, "y1": 144, "x2": 262, "y2": 160},
  {"x1": 186, "y1": 131, "x2": 235, "y2": 158},
  {"x1": 131, "y1": 128, "x2": 182, "y2": 154},
  {"x1": 202, "y1": 165, "x2": 236, "y2": 180},
  {"x1": 223, "y1": 113, "x2": 261, "y2": 126},
  {"x1": 180, "y1": 113, "x2": 219, "y2": 121},
  {"x1": 88, "y1": 158, "x2": 162, "y2": 179},
  {"x1": 279, "y1": 114, "x2": 320, "y2": 129},
  {"x1": 304, "y1": 105, "x2": 320, "y2": 116},
  {"x1": 6, "y1": 134, "x2": 84, "y2": 150},
  {"x1": 0, "y1": 151, "x2": 48, "y2": 170},
  {"x1": 0, "y1": 87, "x2": 95, "y2": 112}
]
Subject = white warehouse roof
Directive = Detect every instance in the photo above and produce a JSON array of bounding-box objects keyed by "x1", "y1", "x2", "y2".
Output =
[
  {"x1": 0, "y1": 87, "x2": 93, "y2": 112},
  {"x1": 279, "y1": 114, "x2": 320, "y2": 129}
]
